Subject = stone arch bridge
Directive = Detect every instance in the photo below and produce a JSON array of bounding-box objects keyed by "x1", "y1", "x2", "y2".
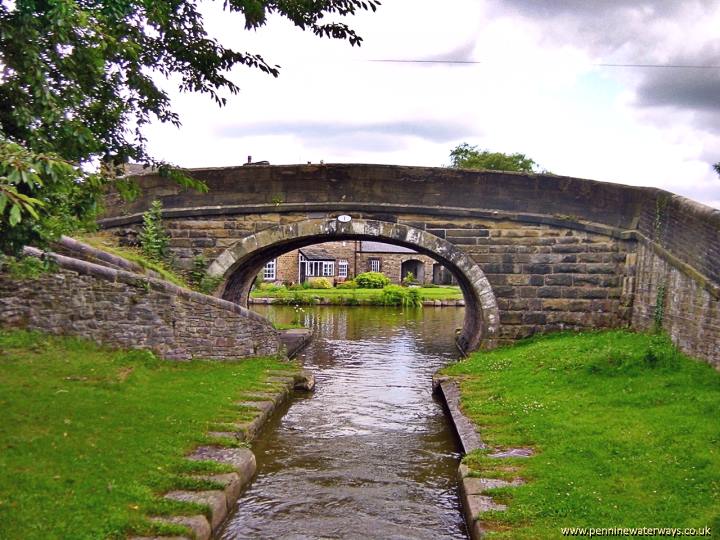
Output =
[{"x1": 99, "y1": 164, "x2": 720, "y2": 365}]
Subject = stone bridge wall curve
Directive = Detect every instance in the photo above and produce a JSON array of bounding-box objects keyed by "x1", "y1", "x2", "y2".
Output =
[{"x1": 206, "y1": 218, "x2": 500, "y2": 352}]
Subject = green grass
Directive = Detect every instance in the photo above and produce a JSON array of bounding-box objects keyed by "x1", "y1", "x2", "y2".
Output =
[
  {"x1": 78, "y1": 232, "x2": 190, "y2": 288},
  {"x1": 251, "y1": 285, "x2": 463, "y2": 303},
  {"x1": 443, "y1": 330, "x2": 720, "y2": 539},
  {"x1": 0, "y1": 330, "x2": 295, "y2": 539}
]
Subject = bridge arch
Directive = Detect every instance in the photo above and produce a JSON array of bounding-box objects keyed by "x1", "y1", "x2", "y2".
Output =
[{"x1": 206, "y1": 218, "x2": 500, "y2": 352}]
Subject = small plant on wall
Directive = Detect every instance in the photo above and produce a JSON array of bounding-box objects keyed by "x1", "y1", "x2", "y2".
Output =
[
  {"x1": 653, "y1": 281, "x2": 667, "y2": 333},
  {"x1": 189, "y1": 254, "x2": 222, "y2": 295},
  {"x1": 139, "y1": 200, "x2": 169, "y2": 262}
]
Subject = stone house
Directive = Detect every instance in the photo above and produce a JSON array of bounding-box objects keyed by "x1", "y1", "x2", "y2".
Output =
[{"x1": 262, "y1": 241, "x2": 454, "y2": 285}]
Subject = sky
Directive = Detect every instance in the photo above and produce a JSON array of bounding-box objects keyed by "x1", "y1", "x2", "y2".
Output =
[{"x1": 143, "y1": 0, "x2": 720, "y2": 209}]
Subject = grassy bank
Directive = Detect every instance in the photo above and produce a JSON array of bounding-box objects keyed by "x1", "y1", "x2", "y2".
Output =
[
  {"x1": 0, "y1": 330, "x2": 294, "y2": 539},
  {"x1": 443, "y1": 331, "x2": 720, "y2": 538},
  {"x1": 78, "y1": 232, "x2": 190, "y2": 288},
  {"x1": 251, "y1": 285, "x2": 463, "y2": 305}
]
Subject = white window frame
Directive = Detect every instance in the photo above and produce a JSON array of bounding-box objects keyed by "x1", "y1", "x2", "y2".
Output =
[
  {"x1": 338, "y1": 259, "x2": 348, "y2": 278},
  {"x1": 370, "y1": 258, "x2": 381, "y2": 273},
  {"x1": 263, "y1": 259, "x2": 276, "y2": 280},
  {"x1": 322, "y1": 261, "x2": 335, "y2": 277}
]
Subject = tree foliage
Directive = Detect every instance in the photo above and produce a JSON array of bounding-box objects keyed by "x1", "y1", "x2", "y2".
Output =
[
  {"x1": 0, "y1": 0, "x2": 380, "y2": 253},
  {"x1": 714, "y1": 162, "x2": 720, "y2": 177},
  {"x1": 449, "y1": 143, "x2": 540, "y2": 173}
]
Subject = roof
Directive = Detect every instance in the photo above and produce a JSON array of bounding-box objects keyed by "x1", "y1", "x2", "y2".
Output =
[
  {"x1": 299, "y1": 246, "x2": 336, "y2": 260},
  {"x1": 360, "y1": 241, "x2": 417, "y2": 254}
]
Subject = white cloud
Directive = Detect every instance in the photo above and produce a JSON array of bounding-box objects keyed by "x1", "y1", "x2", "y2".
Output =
[{"x1": 143, "y1": 0, "x2": 720, "y2": 208}]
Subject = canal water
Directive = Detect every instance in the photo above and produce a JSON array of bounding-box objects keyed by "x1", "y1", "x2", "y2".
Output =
[{"x1": 218, "y1": 305, "x2": 469, "y2": 540}]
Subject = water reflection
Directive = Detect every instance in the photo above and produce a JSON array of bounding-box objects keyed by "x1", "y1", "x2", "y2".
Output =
[{"x1": 218, "y1": 306, "x2": 468, "y2": 540}]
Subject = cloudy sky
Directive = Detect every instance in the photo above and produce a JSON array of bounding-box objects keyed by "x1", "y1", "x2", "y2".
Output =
[{"x1": 144, "y1": 0, "x2": 720, "y2": 209}]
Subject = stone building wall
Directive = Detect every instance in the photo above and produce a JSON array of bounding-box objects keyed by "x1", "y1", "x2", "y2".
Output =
[
  {"x1": 265, "y1": 241, "x2": 360, "y2": 284},
  {"x1": 274, "y1": 250, "x2": 298, "y2": 283},
  {"x1": 632, "y1": 242, "x2": 720, "y2": 368},
  {"x1": 0, "y1": 255, "x2": 279, "y2": 361},
  {"x1": 355, "y1": 252, "x2": 436, "y2": 284}
]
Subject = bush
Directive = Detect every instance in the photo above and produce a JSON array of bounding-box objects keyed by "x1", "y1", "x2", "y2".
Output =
[
  {"x1": 381, "y1": 284, "x2": 422, "y2": 308},
  {"x1": 0, "y1": 254, "x2": 56, "y2": 279},
  {"x1": 355, "y1": 271, "x2": 390, "y2": 289},
  {"x1": 307, "y1": 277, "x2": 332, "y2": 289},
  {"x1": 138, "y1": 200, "x2": 169, "y2": 262},
  {"x1": 258, "y1": 282, "x2": 285, "y2": 293},
  {"x1": 402, "y1": 271, "x2": 417, "y2": 286},
  {"x1": 336, "y1": 280, "x2": 357, "y2": 289}
]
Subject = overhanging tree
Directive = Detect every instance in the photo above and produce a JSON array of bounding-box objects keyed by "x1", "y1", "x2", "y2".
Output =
[
  {"x1": 0, "y1": 0, "x2": 380, "y2": 254},
  {"x1": 449, "y1": 142, "x2": 540, "y2": 173}
]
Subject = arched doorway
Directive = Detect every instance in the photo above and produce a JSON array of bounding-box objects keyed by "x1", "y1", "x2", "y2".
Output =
[{"x1": 401, "y1": 259, "x2": 425, "y2": 284}]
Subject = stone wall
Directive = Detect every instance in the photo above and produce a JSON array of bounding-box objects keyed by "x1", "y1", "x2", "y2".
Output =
[
  {"x1": 632, "y1": 243, "x2": 720, "y2": 368},
  {"x1": 0, "y1": 253, "x2": 279, "y2": 361},
  {"x1": 106, "y1": 211, "x2": 633, "y2": 347},
  {"x1": 414, "y1": 216, "x2": 635, "y2": 342}
]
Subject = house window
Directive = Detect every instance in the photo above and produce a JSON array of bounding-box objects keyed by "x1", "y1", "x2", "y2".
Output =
[
  {"x1": 338, "y1": 259, "x2": 348, "y2": 278},
  {"x1": 322, "y1": 261, "x2": 334, "y2": 277},
  {"x1": 305, "y1": 260, "x2": 323, "y2": 277},
  {"x1": 263, "y1": 259, "x2": 276, "y2": 280},
  {"x1": 369, "y1": 258, "x2": 381, "y2": 272}
]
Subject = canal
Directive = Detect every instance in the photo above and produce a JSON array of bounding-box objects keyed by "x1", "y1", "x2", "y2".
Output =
[{"x1": 218, "y1": 305, "x2": 469, "y2": 539}]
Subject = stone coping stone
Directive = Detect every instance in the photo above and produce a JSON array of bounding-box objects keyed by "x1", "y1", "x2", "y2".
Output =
[
  {"x1": 235, "y1": 400, "x2": 275, "y2": 413},
  {"x1": 433, "y1": 376, "x2": 484, "y2": 454},
  {"x1": 440, "y1": 377, "x2": 531, "y2": 540},
  {"x1": 294, "y1": 369, "x2": 316, "y2": 391},
  {"x1": 489, "y1": 447, "x2": 534, "y2": 458},
  {"x1": 130, "y1": 536, "x2": 191, "y2": 540},
  {"x1": 207, "y1": 431, "x2": 238, "y2": 440},
  {"x1": 266, "y1": 375, "x2": 295, "y2": 385},
  {"x1": 164, "y1": 490, "x2": 227, "y2": 531},
  {"x1": 240, "y1": 389, "x2": 289, "y2": 403},
  {"x1": 187, "y1": 447, "x2": 256, "y2": 483},
  {"x1": 463, "y1": 476, "x2": 525, "y2": 495},
  {"x1": 149, "y1": 515, "x2": 211, "y2": 540},
  {"x1": 193, "y1": 473, "x2": 243, "y2": 506}
]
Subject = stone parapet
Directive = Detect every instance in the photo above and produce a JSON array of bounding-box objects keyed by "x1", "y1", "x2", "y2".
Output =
[{"x1": 0, "y1": 248, "x2": 279, "y2": 360}]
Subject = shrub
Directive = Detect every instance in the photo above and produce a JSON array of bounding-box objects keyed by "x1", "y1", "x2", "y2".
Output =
[
  {"x1": 138, "y1": 200, "x2": 169, "y2": 262},
  {"x1": 0, "y1": 254, "x2": 56, "y2": 279},
  {"x1": 381, "y1": 284, "x2": 422, "y2": 308},
  {"x1": 402, "y1": 271, "x2": 417, "y2": 286},
  {"x1": 189, "y1": 255, "x2": 207, "y2": 288},
  {"x1": 355, "y1": 271, "x2": 390, "y2": 289},
  {"x1": 307, "y1": 277, "x2": 332, "y2": 289},
  {"x1": 336, "y1": 280, "x2": 357, "y2": 289}
]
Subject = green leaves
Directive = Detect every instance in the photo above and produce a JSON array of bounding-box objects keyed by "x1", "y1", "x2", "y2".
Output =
[
  {"x1": 0, "y1": 137, "x2": 102, "y2": 254},
  {"x1": 0, "y1": 0, "x2": 378, "y2": 254},
  {"x1": 139, "y1": 200, "x2": 170, "y2": 263},
  {"x1": 449, "y1": 143, "x2": 541, "y2": 173}
]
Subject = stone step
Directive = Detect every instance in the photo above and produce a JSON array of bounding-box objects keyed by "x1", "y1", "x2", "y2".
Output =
[
  {"x1": 163, "y1": 490, "x2": 227, "y2": 531},
  {"x1": 149, "y1": 515, "x2": 211, "y2": 540}
]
